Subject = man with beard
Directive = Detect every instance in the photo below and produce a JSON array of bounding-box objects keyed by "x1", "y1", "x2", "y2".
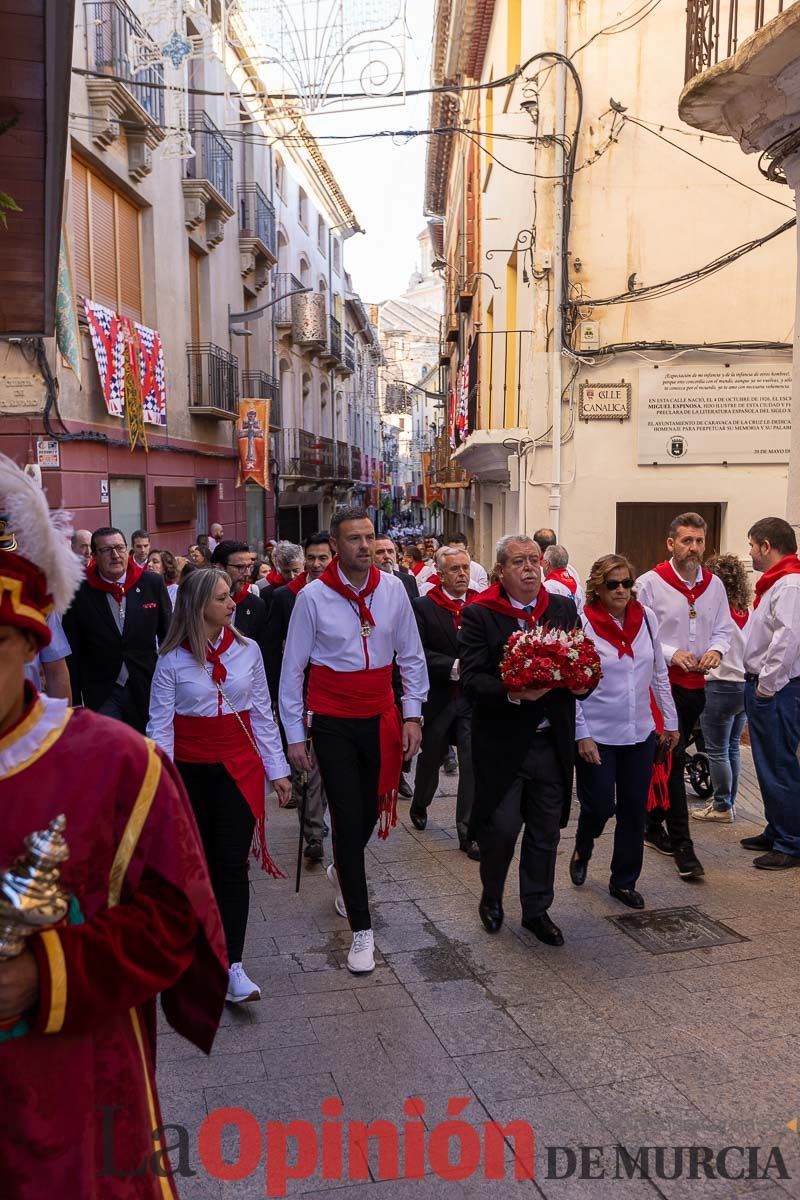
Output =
[{"x1": 636, "y1": 512, "x2": 734, "y2": 880}]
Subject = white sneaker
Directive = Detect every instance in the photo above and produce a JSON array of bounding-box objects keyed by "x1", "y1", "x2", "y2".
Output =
[
  {"x1": 226, "y1": 962, "x2": 261, "y2": 1003},
  {"x1": 327, "y1": 862, "x2": 347, "y2": 918},
  {"x1": 691, "y1": 803, "x2": 734, "y2": 823},
  {"x1": 347, "y1": 929, "x2": 375, "y2": 974}
]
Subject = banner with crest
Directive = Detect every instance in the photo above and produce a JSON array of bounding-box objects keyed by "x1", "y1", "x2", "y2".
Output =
[{"x1": 237, "y1": 399, "x2": 271, "y2": 489}]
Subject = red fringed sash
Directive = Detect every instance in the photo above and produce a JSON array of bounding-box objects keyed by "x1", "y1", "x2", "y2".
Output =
[{"x1": 647, "y1": 691, "x2": 671, "y2": 812}]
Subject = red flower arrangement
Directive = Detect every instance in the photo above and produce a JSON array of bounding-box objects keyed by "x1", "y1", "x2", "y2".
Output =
[{"x1": 500, "y1": 626, "x2": 602, "y2": 691}]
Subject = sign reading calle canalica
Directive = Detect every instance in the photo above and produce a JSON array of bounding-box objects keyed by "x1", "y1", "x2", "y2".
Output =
[
  {"x1": 637, "y1": 364, "x2": 792, "y2": 465},
  {"x1": 578, "y1": 381, "x2": 631, "y2": 420}
]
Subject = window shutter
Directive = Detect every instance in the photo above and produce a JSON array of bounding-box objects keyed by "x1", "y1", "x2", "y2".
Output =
[
  {"x1": 70, "y1": 159, "x2": 91, "y2": 303},
  {"x1": 117, "y1": 194, "x2": 142, "y2": 320},
  {"x1": 90, "y1": 175, "x2": 118, "y2": 312}
]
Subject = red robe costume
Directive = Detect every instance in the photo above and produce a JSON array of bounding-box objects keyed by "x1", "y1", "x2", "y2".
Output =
[{"x1": 0, "y1": 693, "x2": 228, "y2": 1199}]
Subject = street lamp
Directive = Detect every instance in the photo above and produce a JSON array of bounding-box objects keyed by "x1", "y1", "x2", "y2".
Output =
[{"x1": 228, "y1": 286, "x2": 311, "y2": 336}]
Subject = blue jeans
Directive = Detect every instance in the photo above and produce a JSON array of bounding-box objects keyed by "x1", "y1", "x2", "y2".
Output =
[
  {"x1": 699, "y1": 681, "x2": 746, "y2": 810},
  {"x1": 745, "y1": 678, "x2": 800, "y2": 858}
]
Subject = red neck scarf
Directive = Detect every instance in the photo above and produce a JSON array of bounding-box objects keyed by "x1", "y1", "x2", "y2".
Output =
[
  {"x1": 471, "y1": 583, "x2": 549, "y2": 627},
  {"x1": 753, "y1": 555, "x2": 800, "y2": 608},
  {"x1": 427, "y1": 585, "x2": 478, "y2": 629},
  {"x1": 653, "y1": 560, "x2": 713, "y2": 607},
  {"x1": 288, "y1": 571, "x2": 308, "y2": 595},
  {"x1": 730, "y1": 607, "x2": 750, "y2": 629},
  {"x1": 85, "y1": 557, "x2": 144, "y2": 605},
  {"x1": 319, "y1": 557, "x2": 381, "y2": 629},
  {"x1": 182, "y1": 626, "x2": 235, "y2": 685},
  {"x1": 425, "y1": 572, "x2": 441, "y2": 588},
  {"x1": 547, "y1": 568, "x2": 577, "y2": 595},
  {"x1": 266, "y1": 568, "x2": 284, "y2": 587},
  {"x1": 232, "y1": 584, "x2": 252, "y2": 606},
  {"x1": 411, "y1": 561, "x2": 426, "y2": 577},
  {"x1": 583, "y1": 600, "x2": 644, "y2": 659}
]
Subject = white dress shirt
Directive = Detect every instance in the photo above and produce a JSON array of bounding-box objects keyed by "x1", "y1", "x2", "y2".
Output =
[
  {"x1": 635, "y1": 560, "x2": 733, "y2": 667},
  {"x1": 744, "y1": 576, "x2": 800, "y2": 696},
  {"x1": 419, "y1": 559, "x2": 489, "y2": 596},
  {"x1": 576, "y1": 606, "x2": 678, "y2": 744},
  {"x1": 279, "y1": 566, "x2": 429, "y2": 745},
  {"x1": 544, "y1": 576, "x2": 585, "y2": 612},
  {"x1": 147, "y1": 633, "x2": 289, "y2": 779}
]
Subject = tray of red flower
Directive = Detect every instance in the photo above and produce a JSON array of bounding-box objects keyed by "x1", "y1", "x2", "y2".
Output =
[{"x1": 499, "y1": 626, "x2": 602, "y2": 691}]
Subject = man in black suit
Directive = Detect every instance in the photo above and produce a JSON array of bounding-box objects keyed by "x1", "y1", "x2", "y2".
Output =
[
  {"x1": 460, "y1": 534, "x2": 590, "y2": 947},
  {"x1": 409, "y1": 547, "x2": 479, "y2": 858},
  {"x1": 211, "y1": 540, "x2": 269, "y2": 668},
  {"x1": 255, "y1": 540, "x2": 304, "y2": 619},
  {"x1": 63, "y1": 526, "x2": 171, "y2": 732},
  {"x1": 374, "y1": 535, "x2": 418, "y2": 600}
]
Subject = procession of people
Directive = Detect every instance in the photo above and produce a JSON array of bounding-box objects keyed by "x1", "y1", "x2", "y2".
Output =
[{"x1": 3, "y1": 448, "x2": 800, "y2": 1194}]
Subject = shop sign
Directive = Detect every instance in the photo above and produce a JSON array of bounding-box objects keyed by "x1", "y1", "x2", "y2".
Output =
[{"x1": 36, "y1": 438, "x2": 60, "y2": 469}]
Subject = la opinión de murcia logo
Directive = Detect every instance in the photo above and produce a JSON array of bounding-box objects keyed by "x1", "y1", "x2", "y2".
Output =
[{"x1": 99, "y1": 1102, "x2": 791, "y2": 1196}]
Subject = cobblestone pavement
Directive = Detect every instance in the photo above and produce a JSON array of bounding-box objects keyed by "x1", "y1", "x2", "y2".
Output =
[{"x1": 159, "y1": 753, "x2": 800, "y2": 1199}]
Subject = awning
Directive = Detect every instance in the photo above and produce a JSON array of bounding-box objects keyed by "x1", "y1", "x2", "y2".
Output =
[{"x1": 451, "y1": 428, "x2": 528, "y2": 482}]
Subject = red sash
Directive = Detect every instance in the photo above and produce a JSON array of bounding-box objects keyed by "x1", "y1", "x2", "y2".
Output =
[
  {"x1": 731, "y1": 607, "x2": 750, "y2": 629},
  {"x1": 307, "y1": 663, "x2": 402, "y2": 839},
  {"x1": 266, "y1": 568, "x2": 284, "y2": 587},
  {"x1": 547, "y1": 568, "x2": 577, "y2": 595},
  {"x1": 231, "y1": 585, "x2": 252, "y2": 606},
  {"x1": 85, "y1": 558, "x2": 144, "y2": 604},
  {"x1": 653, "y1": 560, "x2": 713, "y2": 606},
  {"x1": 753, "y1": 554, "x2": 800, "y2": 608},
  {"x1": 583, "y1": 600, "x2": 644, "y2": 659},
  {"x1": 471, "y1": 582, "x2": 549, "y2": 627},
  {"x1": 647, "y1": 692, "x2": 671, "y2": 813},
  {"x1": 288, "y1": 571, "x2": 308, "y2": 595},
  {"x1": 426, "y1": 584, "x2": 478, "y2": 629},
  {"x1": 174, "y1": 711, "x2": 284, "y2": 878}
]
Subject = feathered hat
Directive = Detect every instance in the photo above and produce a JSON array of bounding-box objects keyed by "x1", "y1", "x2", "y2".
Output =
[{"x1": 0, "y1": 454, "x2": 84, "y2": 647}]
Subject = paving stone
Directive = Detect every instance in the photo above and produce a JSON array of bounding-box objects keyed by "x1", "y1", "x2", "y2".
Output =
[
  {"x1": 452, "y1": 1048, "x2": 572, "y2": 1104},
  {"x1": 425, "y1": 1007, "x2": 535, "y2": 1055},
  {"x1": 537, "y1": 1033, "x2": 659, "y2": 1089},
  {"x1": 354, "y1": 984, "x2": 416, "y2": 1011},
  {"x1": 406, "y1": 979, "x2": 496, "y2": 1014}
]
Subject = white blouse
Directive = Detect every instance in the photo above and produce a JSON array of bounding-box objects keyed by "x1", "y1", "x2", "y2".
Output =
[
  {"x1": 576, "y1": 605, "x2": 678, "y2": 745},
  {"x1": 147, "y1": 634, "x2": 290, "y2": 780}
]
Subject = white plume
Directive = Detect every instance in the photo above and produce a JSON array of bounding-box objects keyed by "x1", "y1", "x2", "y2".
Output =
[{"x1": 0, "y1": 453, "x2": 84, "y2": 613}]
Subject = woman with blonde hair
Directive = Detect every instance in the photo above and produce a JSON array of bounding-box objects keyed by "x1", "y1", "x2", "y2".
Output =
[
  {"x1": 571, "y1": 554, "x2": 679, "y2": 908},
  {"x1": 692, "y1": 553, "x2": 752, "y2": 823},
  {"x1": 147, "y1": 568, "x2": 291, "y2": 1003}
]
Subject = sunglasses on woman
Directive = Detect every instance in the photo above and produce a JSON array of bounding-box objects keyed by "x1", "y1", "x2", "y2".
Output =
[{"x1": 604, "y1": 578, "x2": 634, "y2": 591}]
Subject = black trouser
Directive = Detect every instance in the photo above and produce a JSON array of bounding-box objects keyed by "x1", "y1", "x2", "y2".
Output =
[
  {"x1": 478, "y1": 735, "x2": 564, "y2": 919},
  {"x1": 177, "y1": 761, "x2": 254, "y2": 963},
  {"x1": 312, "y1": 714, "x2": 381, "y2": 932},
  {"x1": 645, "y1": 684, "x2": 704, "y2": 851},
  {"x1": 411, "y1": 699, "x2": 474, "y2": 842},
  {"x1": 575, "y1": 733, "x2": 657, "y2": 889}
]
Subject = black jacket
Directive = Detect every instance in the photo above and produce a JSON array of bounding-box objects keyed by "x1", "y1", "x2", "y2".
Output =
[
  {"x1": 234, "y1": 590, "x2": 269, "y2": 671},
  {"x1": 63, "y1": 569, "x2": 172, "y2": 732},
  {"x1": 458, "y1": 591, "x2": 583, "y2": 831},
  {"x1": 263, "y1": 583, "x2": 296, "y2": 702},
  {"x1": 395, "y1": 569, "x2": 419, "y2": 601},
  {"x1": 412, "y1": 594, "x2": 466, "y2": 723}
]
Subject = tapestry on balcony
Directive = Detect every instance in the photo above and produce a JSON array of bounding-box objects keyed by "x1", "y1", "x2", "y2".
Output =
[
  {"x1": 84, "y1": 299, "x2": 167, "y2": 428},
  {"x1": 237, "y1": 398, "x2": 271, "y2": 489}
]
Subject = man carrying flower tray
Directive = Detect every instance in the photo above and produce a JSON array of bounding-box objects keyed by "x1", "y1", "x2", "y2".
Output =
[{"x1": 459, "y1": 534, "x2": 600, "y2": 946}]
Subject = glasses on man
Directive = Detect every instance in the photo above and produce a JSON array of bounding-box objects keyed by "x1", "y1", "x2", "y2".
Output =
[
  {"x1": 96, "y1": 545, "x2": 127, "y2": 557},
  {"x1": 604, "y1": 578, "x2": 634, "y2": 591}
]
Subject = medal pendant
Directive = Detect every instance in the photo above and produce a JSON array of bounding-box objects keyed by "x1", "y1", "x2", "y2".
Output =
[
  {"x1": 361, "y1": 622, "x2": 372, "y2": 639},
  {"x1": 688, "y1": 605, "x2": 697, "y2": 619}
]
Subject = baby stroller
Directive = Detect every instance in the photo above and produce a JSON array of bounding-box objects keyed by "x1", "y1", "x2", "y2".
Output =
[{"x1": 685, "y1": 723, "x2": 713, "y2": 800}]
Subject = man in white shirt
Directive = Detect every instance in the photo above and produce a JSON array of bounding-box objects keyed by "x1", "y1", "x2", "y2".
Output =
[
  {"x1": 444, "y1": 532, "x2": 490, "y2": 593},
  {"x1": 280, "y1": 507, "x2": 428, "y2": 974},
  {"x1": 742, "y1": 516, "x2": 800, "y2": 870},
  {"x1": 543, "y1": 544, "x2": 585, "y2": 611},
  {"x1": 534, "y1": 527, "x2": 582, "y2": 589},
  {"x1": 636, "y1": 512, "x2": 734, "y2": 880},
  {"x1": 207, "y1": 522, "x2": 224, "y2": 553}
]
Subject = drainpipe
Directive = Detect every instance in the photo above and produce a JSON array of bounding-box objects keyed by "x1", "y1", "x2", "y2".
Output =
[{"x1": 548, "y1": 0, "x2": 568, "y2": 539}]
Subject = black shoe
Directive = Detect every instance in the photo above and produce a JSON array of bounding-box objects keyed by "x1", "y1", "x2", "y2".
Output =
[
  {"x1": 609, "y1": 883, "x2": 644, "y2": 909},
  {"x1": 409, "y1": 808, "x2": 427, "y2": 831},
  {"x1": 479, "y1": 895, "x2": 503, "y2": 933},
  {"x1": 740, "y1": 833, "x2": 773, "y2": 851},
  {"x1": 643, "y1": 826, "x2": 673, "y2": 856},
  {"x1": 459, "y1": 839, "x2": 480, "y2": 861},
  {"x1": 303, "y1": 840, "x2": 323, "y2": 863},
  {"x1": 753, "y1": 850, "x2": 800, "y2": 871},
  {"x1": 569, "y1": 848, "x2": 588, "y2": 887},
  {"x1": 398, "y1": 776, "x2": 413, "y2": 799},
  {"x1": 674, "y1": 843, "x2": 705, "y2": 879},
  {"x1": 522, "y1": 913, "x2": 564, "y2": 946},
  {"x1": 443, "y1": 751, "x2": 458, "y2": 776}
]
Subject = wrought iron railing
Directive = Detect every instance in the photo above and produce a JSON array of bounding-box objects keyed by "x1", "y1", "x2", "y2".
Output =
[
  {"x1": 273, "y1": 272, "x2": 303, "y2": 326},
  {"x1": 344, "y1": 330, "x2": 356, "y2": 372},
  {"x1": 186, "y1": 110, "x2": 234, "y2": 207},
  {"x1": 237, "y1": 183, "x2": 276, "y2": 256},
  {"x1": 685, "y1": 0, "x2": 790, "y2": 81},
  {"x1": 335, "y1": 441, "x2": 351, "y2": 479},
  {"x1": 329, "y1": 314, "x2": 343, "y2": 362},
  {"x1": 351, "y1": 445, "x2": 362, "y2": 480},
  {"x1": 187, "y1": 343, "x2": 239, "y2": 415},
  {"x1": 84, "y1": 0, "x2": 165, "y2": 123},
  {"x1": 280, "y1": 429, "x2": 335, "y2": 478},
  {"x1": 241, "y1": 369, "x2": 280, "y2": 425}
]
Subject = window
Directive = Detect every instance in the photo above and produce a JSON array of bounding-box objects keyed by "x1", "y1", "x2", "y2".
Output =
[
  {"x1": 275, "y1": 153, "x2": 285, "y2": 198},
  {"x1": 332, "y1": 238, "x2": 341, "y2": 274},
  {"x1": 298, "y1": 187, "x2": 308, "y2": 229},
  {"x1": 109, "y1": 477, "x2": 145, "y2": 541},
  {"x1": 71, "y1": 157, "x2": 142, "y2": 320},
  {"x1": 318, "y1": 215, "x2": 326, "y2": 255}
]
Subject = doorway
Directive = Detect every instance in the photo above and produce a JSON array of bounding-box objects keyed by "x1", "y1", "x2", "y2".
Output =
[
  {"x1": 615, "y1": 502, "x2": 723, "y2": 576},
  {"x1": 109, "y1": 477, "x2": 145, "y2": 541}
]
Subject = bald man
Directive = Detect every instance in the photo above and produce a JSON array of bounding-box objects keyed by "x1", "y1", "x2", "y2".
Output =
[{"x1": 71, "y1": 529, "x2": 92, "y2": 568}]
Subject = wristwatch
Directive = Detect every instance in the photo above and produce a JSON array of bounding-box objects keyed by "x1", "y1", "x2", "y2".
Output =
[{"x1": 404, "y1": 716, "x2": 424, "y2": 726}]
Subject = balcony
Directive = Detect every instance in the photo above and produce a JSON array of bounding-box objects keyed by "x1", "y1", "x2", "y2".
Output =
[
  {"x1": 280, "y1": 429, "x2": 334, "y2": 479},
  {"x1": 685, "y1": 0, "x2": 789, "y2": 82},
  {"x1": 273, "y1": 272, "x2": 303, "y2": 328},
  {"x1": 241, "y1": 370, "x2": 280, "y2": 428},
  {"x1": 84, "y1": 0, "x2": 165, "y2": 177},
  {"x1": 335, "y1": 440, "x2": 351, "y2": 480},
  {"x1": 183, "y1": 111, "x2": 235, "y2": 245},
  {"x1": 343, "y1": 330, "x2": 356, "y2": 374},
  {"x1": 327, "y1": 313, "x2": 343, "y2": 365},
  {"x1": 238, "y1": 183, "x2": 276, "y2": 291},
  {"x1": 351, "y1": 445, "x2": 362, "y2": 480},
  {"x1": 187, "y1": 343, "x2": 239, "y2": 419}
]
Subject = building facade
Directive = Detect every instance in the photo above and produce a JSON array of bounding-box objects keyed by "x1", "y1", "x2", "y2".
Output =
[{"x1": 425, "y1": 0, "x2": 796, "y2": 578}]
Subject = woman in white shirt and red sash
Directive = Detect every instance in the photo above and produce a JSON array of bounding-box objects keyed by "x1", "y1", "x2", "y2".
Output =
[
  {"x1": 280, "y1": 508, "x2": 428, "y2": 975},
  {"x1": 573, "y1": 555, "x2": 679, "y2": 908},
  {"x1": 148, "y1": 569, "x2": 291, "y2": 1003}
]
